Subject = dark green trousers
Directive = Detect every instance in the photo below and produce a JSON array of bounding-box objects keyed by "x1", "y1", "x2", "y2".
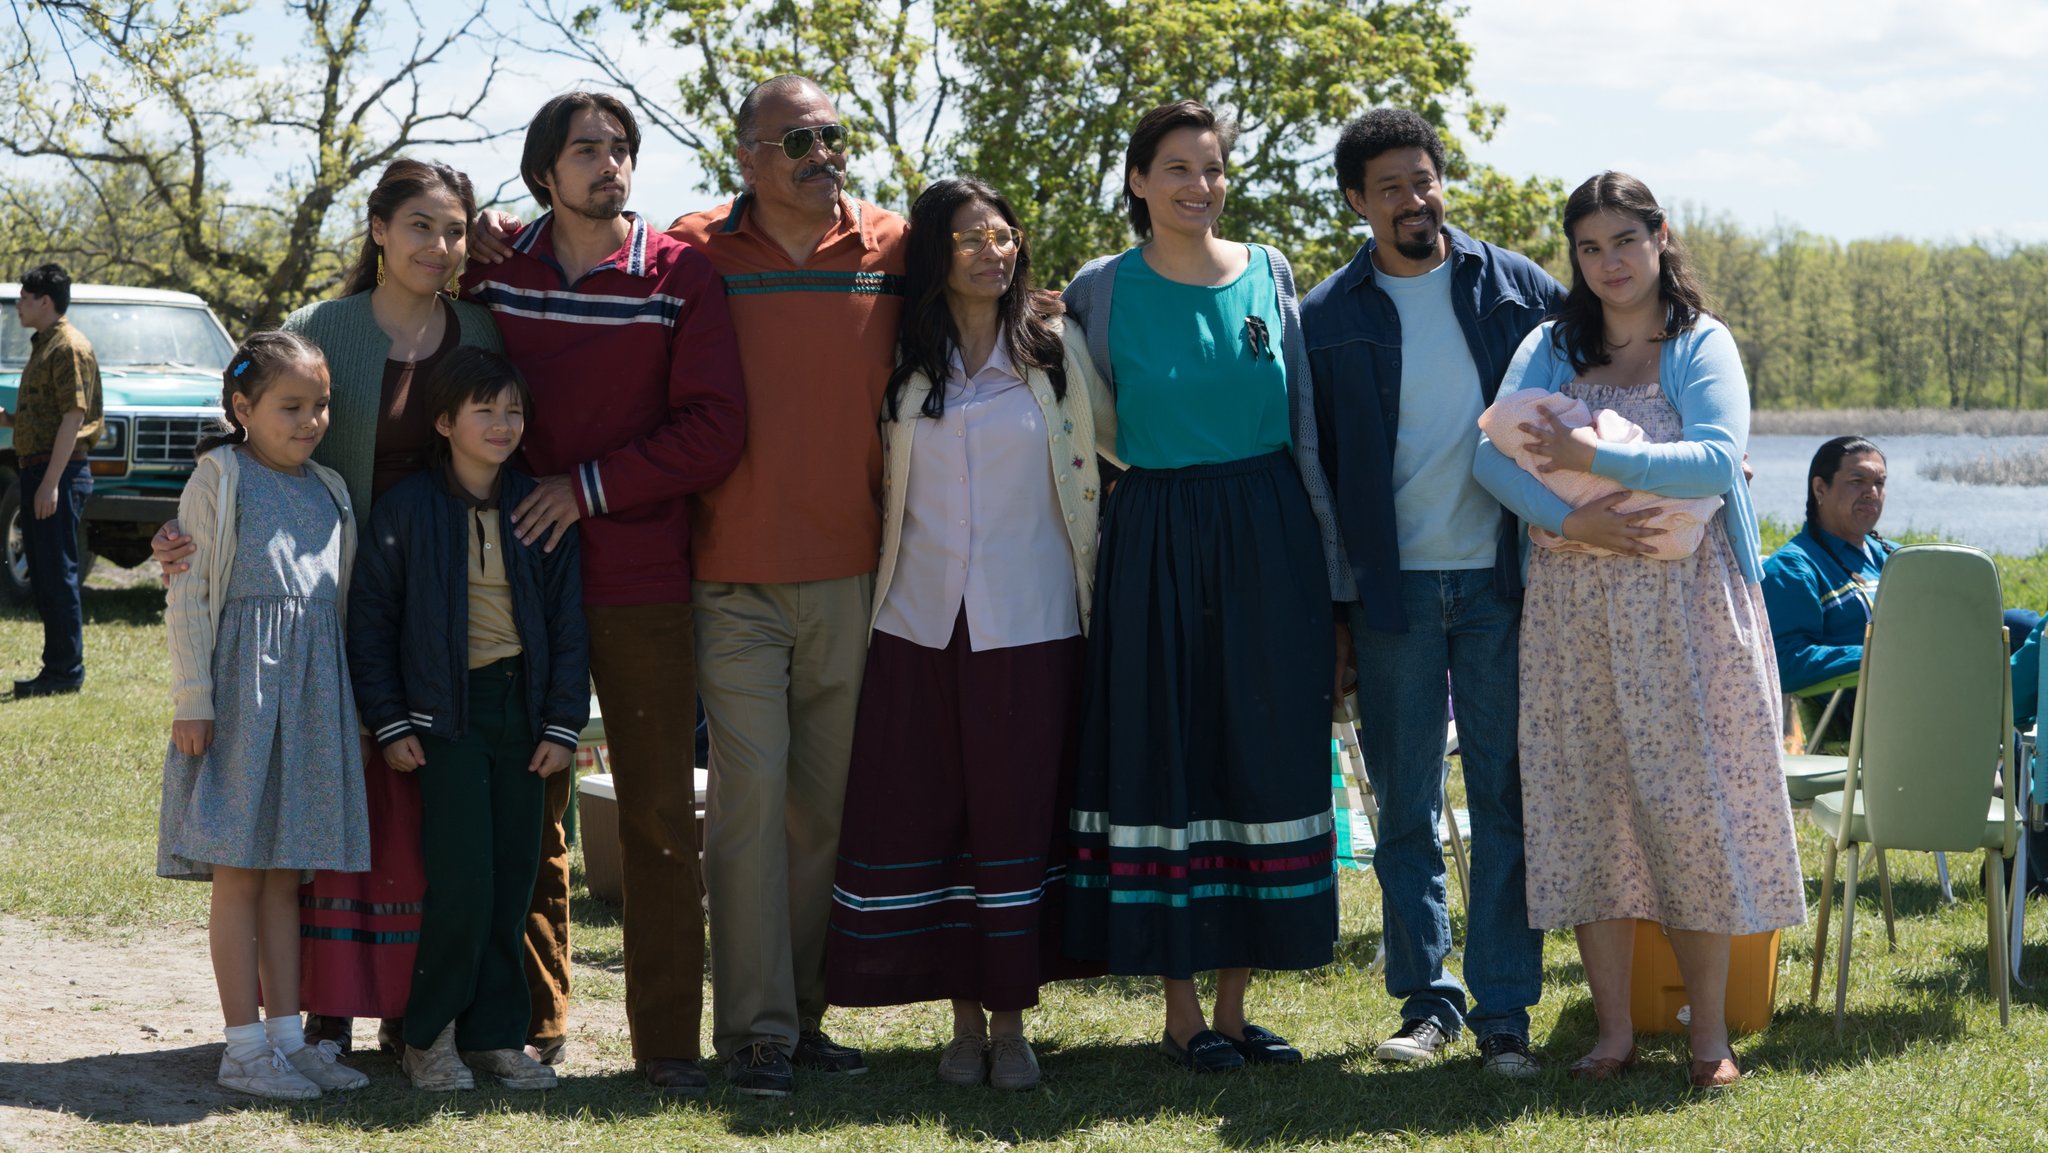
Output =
[{"x1": 403, "y1": 658, "x2": 546, "y2": 1051}]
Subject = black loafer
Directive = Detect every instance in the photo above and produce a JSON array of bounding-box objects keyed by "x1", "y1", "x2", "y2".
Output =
[
  {"x1": 1160, "y1": 1029, "x2": 1245, "y2": 1073},
  {"x1": 639, "y1": 1056, "x2": 709, "y2": 1096},
  {"x1": 1225, "y1": 1023, "x2": 1302, "y2": 1065}
]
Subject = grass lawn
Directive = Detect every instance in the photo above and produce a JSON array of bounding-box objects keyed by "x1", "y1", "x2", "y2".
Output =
[{"x1": 3, "y1": 562, "x2": 2046, "y2": 1152}]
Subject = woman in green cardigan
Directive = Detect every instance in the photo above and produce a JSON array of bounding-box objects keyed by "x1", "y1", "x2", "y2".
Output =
[{"x1": 157, "y1": 159, "x2": 504, "y2": 1056}]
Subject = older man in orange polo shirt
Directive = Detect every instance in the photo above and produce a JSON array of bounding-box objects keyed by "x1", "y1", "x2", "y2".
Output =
[{"x1": 666, "y1": 74, "x2": 907, "y2": 1099}]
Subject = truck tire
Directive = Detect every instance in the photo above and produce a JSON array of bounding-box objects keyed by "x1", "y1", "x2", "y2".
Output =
[{"x1": 0, "y1": 475, "x2": 96, "y2": 606}]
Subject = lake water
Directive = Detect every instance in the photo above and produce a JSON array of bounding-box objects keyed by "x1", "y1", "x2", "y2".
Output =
[{"x1": 1746, "y1": 434, "x2": 2048, "y2": 554}]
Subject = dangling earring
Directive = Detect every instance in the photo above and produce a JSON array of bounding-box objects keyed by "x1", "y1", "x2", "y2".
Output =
[{"x1": 376, "y1": 252, "x2": 386, "y2": 287}]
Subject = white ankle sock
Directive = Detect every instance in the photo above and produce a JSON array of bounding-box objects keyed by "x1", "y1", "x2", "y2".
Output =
[
  {"x1": 264, "y1": 1014, "x2": 307, "y2": 1056},
  {"x1": 224, "y1": 1021, "x2": 269, "y2": 1062}
]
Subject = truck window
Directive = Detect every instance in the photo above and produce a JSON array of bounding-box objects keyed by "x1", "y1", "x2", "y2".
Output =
[{"x1": 0, "y1": 302, "x2": 233, "y2": 371}]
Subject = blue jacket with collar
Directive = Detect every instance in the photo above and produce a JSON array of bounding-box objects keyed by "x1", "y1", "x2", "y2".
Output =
[
  {"x1": 347, "y1": 466, "x2": 591, "y2": 754},
  {"x1": 1301, "y1": 226, "x2": 1566, "y2": 633},
  {"x1": 1759, "y1": 523, "x2": 1889, "y2": 694}
]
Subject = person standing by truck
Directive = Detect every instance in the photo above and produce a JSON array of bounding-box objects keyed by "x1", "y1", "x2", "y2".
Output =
[{"x1": 2, "y1": 262, "x2": 103, "y2": 699}]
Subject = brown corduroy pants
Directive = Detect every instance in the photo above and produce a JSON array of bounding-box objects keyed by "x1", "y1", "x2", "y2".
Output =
[{"x1": 523, "y1": 601, "x2": 706, "y2": 1060}]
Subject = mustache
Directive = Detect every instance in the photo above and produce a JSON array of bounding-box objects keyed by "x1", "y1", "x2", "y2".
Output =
[{"x1": 797, "y1": 164, "x2": 846, "y2": 184}]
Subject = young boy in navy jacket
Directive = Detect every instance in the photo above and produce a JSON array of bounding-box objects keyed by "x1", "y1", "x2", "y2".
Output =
[{"x1": 347, "y1": 346, "x2": 589, "y2": 1092}]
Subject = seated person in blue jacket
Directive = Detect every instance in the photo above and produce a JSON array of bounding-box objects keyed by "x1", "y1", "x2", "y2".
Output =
[
  {"x1": 346, "y1": 346, "x2": 589, "y2": 1093},
  {"x1": 2016, "y1": 616, "x2": 2047, "y2": 894},
  {"x1": 1763, "y1": 435, "x2": 2040, "y2": 749}
]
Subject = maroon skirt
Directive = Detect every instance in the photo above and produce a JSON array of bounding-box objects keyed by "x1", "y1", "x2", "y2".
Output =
[
  {"x1": 298, "y1": 737, "x2": 426, "y2": 1018},
  {"x1": 825, "y1": 617, "x2": 1102, "y2": 1011}
]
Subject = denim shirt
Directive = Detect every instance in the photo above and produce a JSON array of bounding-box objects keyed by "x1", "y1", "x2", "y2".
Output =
[{"x1": 1301, "y1": 226, "x2": 1565, "y2": 633}]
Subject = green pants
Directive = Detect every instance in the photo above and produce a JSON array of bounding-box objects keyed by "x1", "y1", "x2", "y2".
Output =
[{"x1": 403, "y1": 658, "x2": 546, "y2": 1052}]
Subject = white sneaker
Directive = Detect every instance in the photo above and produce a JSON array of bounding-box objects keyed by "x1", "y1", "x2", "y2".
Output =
[
  {"x1": 218, "y1": 1047, "x2": 322, "y2": 1100},
  {"x1": 285, "y1": 1040, "x2": 371, "y2": 1090}
]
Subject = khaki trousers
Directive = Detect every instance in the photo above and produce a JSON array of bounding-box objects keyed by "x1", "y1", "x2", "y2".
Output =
[
  {"x1": 524, "y1": 601, "x2": 707, "y2": 1060},
  {"x1": 695, "y1": 575, "x2": 871, "y2": 1057}
]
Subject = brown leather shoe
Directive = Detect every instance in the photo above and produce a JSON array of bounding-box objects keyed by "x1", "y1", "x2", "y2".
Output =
[
  {"x1": 1689, "y1": 1057, "x2": 1741, "y2": 1089},
  {"x1": 1566, "y1": 1044, "x2": 1638, "y2": 1082},
  {"x1": 639, "y1": 1056, "x2": 709, "y2": 1096}
]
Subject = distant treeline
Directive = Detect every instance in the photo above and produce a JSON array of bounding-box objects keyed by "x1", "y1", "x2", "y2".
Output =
[{"x1": 1675, "y1": 213, "x2": 2048, "y2": 411}]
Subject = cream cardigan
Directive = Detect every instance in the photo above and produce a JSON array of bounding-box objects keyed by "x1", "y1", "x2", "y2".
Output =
[
  {"x1": 165, "y1": 446, "x2": 357, "y2": 721},
  {"x1": 873, "y1": 321, "x2": 1116, "y2": 638}
]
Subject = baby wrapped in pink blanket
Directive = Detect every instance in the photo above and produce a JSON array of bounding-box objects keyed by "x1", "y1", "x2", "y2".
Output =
[{"x1": 1477, "y1": 390, "x2": 1722, "y2": 560}]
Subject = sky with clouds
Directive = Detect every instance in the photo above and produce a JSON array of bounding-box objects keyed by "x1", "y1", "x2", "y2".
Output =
[
  {"x1": 1458, "y1": 0, "x2": 2048, "y2": 242},
  {"x1": 12, "y1": 0, "x2": 2048, "y2": 244}
]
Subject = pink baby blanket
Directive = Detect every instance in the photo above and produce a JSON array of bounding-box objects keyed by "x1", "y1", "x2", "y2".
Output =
[{"x1": 1478, "y1": 390, "x2": 1722, "y2": 560}]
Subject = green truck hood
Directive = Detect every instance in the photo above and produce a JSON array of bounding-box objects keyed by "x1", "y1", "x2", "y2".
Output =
[{"x1": 2, "y1": 366, "x2": 220, "y2": 456}]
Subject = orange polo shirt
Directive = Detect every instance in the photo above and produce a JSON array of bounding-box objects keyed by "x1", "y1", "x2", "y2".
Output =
[{"x1": 668, "y1": 194, "x2": 908, "y2": 584}]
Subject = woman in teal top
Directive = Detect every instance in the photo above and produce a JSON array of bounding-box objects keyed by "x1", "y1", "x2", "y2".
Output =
[
  {"x1": 1105, "y1": 249, "x2": 1291, "y2": 467},
  {"x1": 1061, "y1": 100, "x2": 1344, "y2": 1075}
]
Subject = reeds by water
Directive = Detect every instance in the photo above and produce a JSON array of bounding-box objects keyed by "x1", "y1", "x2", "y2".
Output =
[
  {"x1": 1922, "y1": 444, "x2": 2048, "y2": 486},
  {"x1": 1751, "y1": 408, "x2": 2048, "y2": 436}
]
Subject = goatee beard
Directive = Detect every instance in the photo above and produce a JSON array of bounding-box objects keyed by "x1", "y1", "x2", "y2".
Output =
[{"x1": 1395, "y1": 234, "x2": 1437, "y2": 261}]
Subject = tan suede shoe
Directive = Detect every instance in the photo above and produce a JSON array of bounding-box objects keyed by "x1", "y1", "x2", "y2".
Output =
[
  {"x1": 401, "y1": 1024, "x2": 474, "y2": 1092},
  {"x1": 936, "y1": 1034, "x2": 987, "y2": 1086},
  {"x1": 988, "y1": 1035, "x2": 1040, "y2": 1091}
]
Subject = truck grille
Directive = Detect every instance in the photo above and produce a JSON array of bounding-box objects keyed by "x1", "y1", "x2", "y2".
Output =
[{"x1": 132, "y1": 415, "x2": 214, "y2": 464}]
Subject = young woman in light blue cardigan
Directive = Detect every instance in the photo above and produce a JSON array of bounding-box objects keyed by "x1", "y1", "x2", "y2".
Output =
[{"x1": 1473, "y1": 171, "x2": 1803, "y2": 1090}]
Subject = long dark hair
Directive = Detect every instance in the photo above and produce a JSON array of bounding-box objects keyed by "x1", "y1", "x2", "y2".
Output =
[
  {"x1": 194, "y1": 331, "x2": 330, "y2": 457},
  {"x1": 1550, "y1": 171, "x2": 1714, "y2": 374},
  {"x1": 1804, "y1": 435, "x2": 1885, "y2": 527},
  {"x1": 339, "y1": 159, "x2": 479, "y2": 298},
  {"x1": 885, "y1": 178, "x2": 1065, "y2": 421}
]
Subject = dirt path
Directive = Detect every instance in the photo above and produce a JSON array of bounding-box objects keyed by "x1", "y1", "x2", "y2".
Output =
[{"x1": 0, "y1": 915, "x2": 627, "y2": 1150}]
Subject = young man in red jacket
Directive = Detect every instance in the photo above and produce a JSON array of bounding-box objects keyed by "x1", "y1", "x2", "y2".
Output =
[{"x1": 466, "y1": 91, "x2": 746, "y2": 1096}]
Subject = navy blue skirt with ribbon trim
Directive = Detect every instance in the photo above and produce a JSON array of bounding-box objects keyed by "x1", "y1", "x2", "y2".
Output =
[{"x1": 1064, "y1": 450, "x2": 1338, "y2": 978}]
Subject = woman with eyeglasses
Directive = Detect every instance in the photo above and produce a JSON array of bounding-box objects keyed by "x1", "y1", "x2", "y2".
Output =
[
  {"x1": 823, "y1": 177, "x2": 1109, "y2": 1090},
  {"x1": 1058, "y1": 100, "x2": 1346, "y2": 1073}
]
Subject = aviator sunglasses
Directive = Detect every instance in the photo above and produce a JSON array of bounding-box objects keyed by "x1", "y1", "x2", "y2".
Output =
[{"x1": 757, "y1": 123, "x2": 849, "y2": 160}]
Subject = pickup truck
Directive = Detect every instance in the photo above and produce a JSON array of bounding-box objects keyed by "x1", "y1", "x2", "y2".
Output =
[{"x1": 1, "y1": 283, "x2": 232, "y2": 602}]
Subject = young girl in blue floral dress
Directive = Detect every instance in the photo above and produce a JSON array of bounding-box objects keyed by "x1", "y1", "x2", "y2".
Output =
[{"x1": 159, "y1": 331, "x2": 373, "y2": 1100}]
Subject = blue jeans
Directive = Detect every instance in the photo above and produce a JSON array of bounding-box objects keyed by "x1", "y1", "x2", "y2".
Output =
[
  {"x1": 1349, "y1": 570, "x2": 1542, "y2": 1041},
  {"x1": 20, "y1": 458, "x2": 92, "y2": 681}
]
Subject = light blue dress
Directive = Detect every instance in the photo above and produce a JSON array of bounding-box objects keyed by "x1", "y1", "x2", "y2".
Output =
[{"x1": 158, "y1": 450, "x2": 370, "y2": 879}]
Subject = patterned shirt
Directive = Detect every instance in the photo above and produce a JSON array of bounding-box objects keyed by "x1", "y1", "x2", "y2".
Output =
[{"x1": 14, "y1": 317, "x2": 103, "y2": 460}]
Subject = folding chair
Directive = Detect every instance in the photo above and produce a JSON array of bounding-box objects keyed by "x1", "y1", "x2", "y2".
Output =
[{"x1": 1805, "y1": 545, "x2": 2017, "y2": 1034}]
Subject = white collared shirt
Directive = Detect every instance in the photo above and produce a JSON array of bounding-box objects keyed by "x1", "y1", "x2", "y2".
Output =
[{"x1": 872, "y1": 337, "x2": 1081, "y2": 651}]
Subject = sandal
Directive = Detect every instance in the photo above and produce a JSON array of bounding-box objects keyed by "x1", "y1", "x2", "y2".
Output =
[
  {"x1": 1689, "y1": 1056, "x2": 1741, "y2": 1089},
  {"x1": 1224, "y1": 1023, "x2": 1302, "y2": 1065},
  {"x1": 1159, "y1": 1029, "x2": 1245, "y2": 1073},
  {"x1": 1567, "y1": 1044, "x2": 1638, "y2": 1082}
]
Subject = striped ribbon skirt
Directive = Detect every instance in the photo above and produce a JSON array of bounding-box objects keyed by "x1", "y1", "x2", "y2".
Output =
[
  {"x1": 826, "y1": 616, "x2": 1102, "y2": 1011},
  {"x1": 1064, "y1": 450, "x2": 1338, "y2": 979}
]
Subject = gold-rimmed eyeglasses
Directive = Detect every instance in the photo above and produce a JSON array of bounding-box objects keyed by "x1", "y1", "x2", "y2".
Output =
[{"x1": 952, "y1": 227, "x2": 1024, "y2": 257}]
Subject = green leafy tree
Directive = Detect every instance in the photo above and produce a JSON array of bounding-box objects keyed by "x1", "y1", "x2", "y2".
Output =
[
  {"x1": 538, "y1": 0, "x2": 1562, "y2": 284},
  {"x1": 1, "y1": 0, "x2": 511, "y2": 330}
]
